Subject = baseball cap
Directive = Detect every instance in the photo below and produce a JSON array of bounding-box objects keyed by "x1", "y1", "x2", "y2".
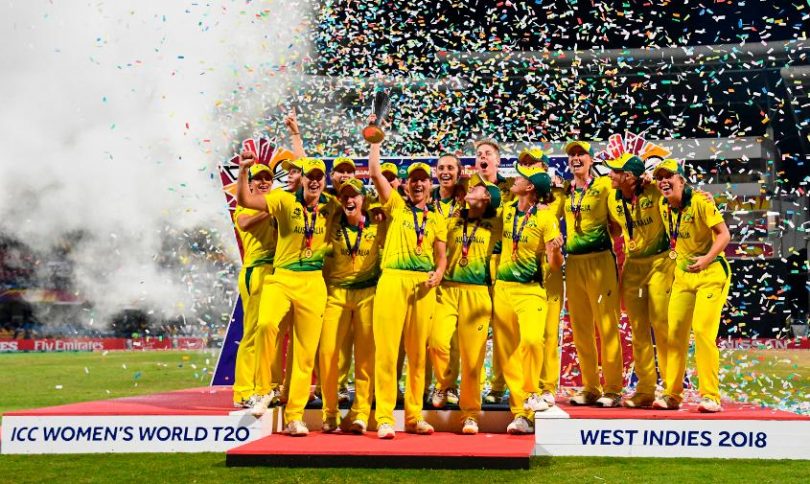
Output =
[
  {"x1": 407, "y1": 161, "x2": 432, "y2": 178},
  {"x1": 300, "y1": 157, "x2": 327, "y2": 176},
  {"x1": 380, "y1": 162, "x2": 398, "y2": 178},
  {"x1": 515, "y1": 163, "x2": 552, "y2": 198},
  {"x1": 467, "y1": 172, "x2": 502, "y2": 209},
  {"x1": 281, "y1": 158, "x2": 303, "y2": 171},
  {"x1": 332, "y1": 157, "x2": 356, "y2": 171},
  {"x1": 249, "y1": 164, "x2": 272, "y2": 180},
  {"x1": 605, "y1": 153, "x2": 646, "y2": 177},
  {"x1": 652, "y1": 158, "x2": 685, "y2": 178},
  {"x1": 338, "y1": 178, "x2": 367, "y2": 196},
  {"x1": 564, "y1": 141, "x2": 595, "y2": 157},
  {"x1": 518, "y1": 147, "x2": 550, "y2": 166}
]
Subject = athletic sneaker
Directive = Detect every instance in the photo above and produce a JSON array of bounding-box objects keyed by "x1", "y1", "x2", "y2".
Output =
[
  {"x1": 652, "y1": 395, "x2": 680, "y2": 410},
  {"x1": 462, "y1": 418, "x2": 479, "y2": 435},
  {"x1": 321, "y1": 416, "x2": 339, "y2": 433},
  {"x1": 285, "y1": 420, "x2": 309, "y2": 437},
  {"x1": 233, "y1": 396, "x2": 251, "y2": 409},
  {"x1": 623, "y1": 393, "x2": 655, "y2": 409},
  {"x1": 405, "y1": 420, "x2": 434, "y2": 435},
  {"x1": 431, "y1": 389, "x2": 447, "y2": 408},
  {"x1": 524, "y1": 393, "x2": 550, "y2": 412},
  {"x1": 446, "y1": 388, "x2": 460, "y2": 405},
  {"x1": 506, "y1": 416, "x2": 534, "y2": 435},
  {"x1": 249, "y1": 394, "x2": 273, "y2": 417},
  {"x1": 697, "y1": 397, "x2": 722, "y2": 413},
  {"x1": 569, "y1": 390, "x2": 599, "y2": 406},
  {"x1": 338, "y1": 387, "x2": 351, "y2": 404},
  {"x1": 595, "y1": 393, "x2": 622, "y2": 408},
  {"x1": 377, "y1": 423, "x2": 396, "y2": 439},
  {"x1": 483, "y1": 389, "x2": 506, "y2": 404},
  {"x1": 540, "y1": 391, "x2": 556, "y2": 407},
  {"x1": 349, "y1": 419, "x2": 367, "y2": 435}
]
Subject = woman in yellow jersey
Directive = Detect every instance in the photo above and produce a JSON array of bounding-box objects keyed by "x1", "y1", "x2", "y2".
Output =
[
  {"x1": 319, "y1": 178, "x2": 385, "y2": 434},
  {"x1": 232, "y1": 164, "x2": 277, "y2": 408},
  {"x1": 651, "y1": 159, "x2": 731, "y2": 413},
  {"x1": 237, "y1": 152, "x2": 340, "y2": 436},
  {"x1": 495, "y1": 164, "x2": 563, "y2": 434},
  {"x1": 366, "y1": 126, "x2": 448, "y2": 440},
  {"x1": 563, "y1": 141, "x2": 625, "y2": 408},
  {"x1": 517, "y1": 148, "x2": 566, "y2": 408},
  {"x1": 429, "y1": 173, "x2": 502, "y2": 434},
  {"x1": 429, "y1": 153, "x2": 464, "y2": 408},
  {"x1": 473, "y1": 139, "x2": 510, "y2": 404},
  {"x1": 605, "y1": 153, "x2": 674, "y2": 408}
]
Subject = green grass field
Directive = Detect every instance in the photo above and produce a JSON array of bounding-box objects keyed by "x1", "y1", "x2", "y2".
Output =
[{"x1": 1, "y1": 349, "x2": 809, "y2": 483}]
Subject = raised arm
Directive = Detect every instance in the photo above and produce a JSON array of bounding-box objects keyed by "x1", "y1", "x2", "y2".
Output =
[
  {"x1": 284, "y1": 108, "x2": 306, "y2": 160},
  {"x1": 366, "y1": 114, "x2": 392, "y2": 204},
  {"x1": 235, "y1": 151, "x2": 268, "y2": 211},
  {"x1": 237, "y1": 211, "x2": 270, "y2": 231}
]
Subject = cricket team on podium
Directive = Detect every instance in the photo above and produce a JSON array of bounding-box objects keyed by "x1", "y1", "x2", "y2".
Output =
[{"x1": 232, "y1": 111, "x2": 732, "y2": 438}]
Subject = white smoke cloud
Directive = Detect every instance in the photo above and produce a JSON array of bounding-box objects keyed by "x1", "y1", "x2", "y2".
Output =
[{"x1": 0, "y1": 1, "x2": 312, "y2": 324}]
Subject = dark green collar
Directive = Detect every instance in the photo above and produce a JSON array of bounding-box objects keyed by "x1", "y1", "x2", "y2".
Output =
[{"x1": 295, "y1": 188, "x2": 328, "y2": 206}]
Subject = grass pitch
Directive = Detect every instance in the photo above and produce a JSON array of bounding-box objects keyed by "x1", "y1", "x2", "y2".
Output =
[{"x1": 1, "y1": 349, "x2": 808, "y2": 483}]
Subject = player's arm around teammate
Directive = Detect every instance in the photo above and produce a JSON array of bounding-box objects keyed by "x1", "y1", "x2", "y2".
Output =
[
  {"x1": 563, "y1": 141, "x2": 625, "y2": 408},
  {"x1": 604, "y1": 153, "x2": 675, "y2": 409},
  {"x1": 651, "y1": 159, "x2": 731, "y2": 413},
  {"x1": 494, "y1": 164, "x2": 563, "y2": 435},
  {"x1": 318, "y1": 178, "x2": 385, "y2": 435},
  {"x1": 237, "y1": 152, "x2": 339, "y2": 436},
  {"x1": 366, "y1": 121, "x2": 447, "y2": 439}
]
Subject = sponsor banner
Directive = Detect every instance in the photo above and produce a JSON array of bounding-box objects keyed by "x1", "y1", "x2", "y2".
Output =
[
  {"x1": 1, "y1": 415, "x2": 271, "y2": 454},
  {"x1": 717, "y1": 337, "x2": 810, "y2": 350},
  {"x1": 0, "y1": 338, "x2": 207, "y2": 353},
  {"x1": 535, "y1": 418, "x2": 810, "y2": 459}
]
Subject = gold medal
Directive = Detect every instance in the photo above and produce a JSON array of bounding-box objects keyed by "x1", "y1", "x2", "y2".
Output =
[
  {"x1": 511, "y1": 251, "x2": 518, "y2": 262},
  {"x1": 668, "y1": 249, "x2": 677, "y2": 260},
  {"x1": 415, "y1": 245, "x2": 423, "y2": 255},
  {"x1": 459, "y1": 257, "x2": 469, "y2": 267},
  {"x1": 627, "y1": 240, "x2": 637, "y2": 251},
  {"x1": 304, "y1": 248, "x2": 313, "y2": 259}
]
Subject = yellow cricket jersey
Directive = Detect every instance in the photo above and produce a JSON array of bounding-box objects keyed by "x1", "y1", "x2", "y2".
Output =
[
  {"x1": 379, "y1": 190, "x2": 448, "y2": 272},
  {"x1": 444, "y1": 210, "x2": 502, "y2": 285},
  {"x1": 659, "y1": 186, "x2": 727, "y2": 272},
  {"x1": 607, "y1": 184, "x2": 669, "y2": 258},
  {"x1": 535, "y1": 186, "x2": 565, "y2": 257},
  {"x1": 264, "y1": 188, "x2": 340, "y2": 271},
  {"x1": 234, "y1": 206, "x2": 277, "y2": 267},
  {"x1": 563, "y1": 176, "x2": 613, "y2": 255},
  {"x1": 323, "y1": 213, "x2": 386, "y2": 289},
  {"x1": 496, "y1": 200, "x2": 561, "y2": 283},
  {"x1": 432, "y1": 188, "x2": 461, "y2": 219}
]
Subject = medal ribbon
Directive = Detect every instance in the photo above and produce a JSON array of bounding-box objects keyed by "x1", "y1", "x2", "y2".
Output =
[
  {"x1": 569, "y1": 177, "x2": 593, "y2": 218},
  {"x1": 341, "y1": 214, "x2": 365, "y2": 264},
  {"x1": 667, "y1": 204, "x2": 683, "y2": 252},
  {"x1": 512, "y1": 205, "x2": 537, "y2": 258},
  {"x1": 461, "y1": 216, "x2": 481, "y2": 261},
  {"x1": 411, "y1": 205, "x2": 429, "y2": 253},
  {"x1": 621, "y1": 195, "x2": 637, "y2": 243},
  {"x1": 301, "y1": 202, "x2": 319, "y2": 253},
  {"x1": 438, "y1": 198, "x2": 456, "y2": 218}
]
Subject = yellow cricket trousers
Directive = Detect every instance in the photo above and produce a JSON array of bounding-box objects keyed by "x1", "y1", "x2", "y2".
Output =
[
  {"x1": 493, "y1": 280, "x2": 548, "y2": 418},
  {"x1": 319, "y1": 285, "x2": 376, "y2": 425},
  {"x1": 430, "y1": 282, "x2": 491, "y2": 421},
  {"x1": 664, "y1": 260, "x2": 731, "y2": 404},
  {"x1": 566, "y1": 250, "x2": 624, "y2": 395},
  {"x1": 254, "y1": 268, "x2": 327, "y2": 422},
  {"x1": 373, "y1": 269, "x2": 435, "y2": 426},
  {"x1": 233, "y1": 264, "x2": 273, "y2": 403},
  {"x1": 621, "y1": 252, "x2": 674, "y2": 396},
  {"x1": 488, "y1": 256, "x2": 505, "y2": 393},
  {"x1": 538, "y1": 260, "x2": 564, "y2": 393}
]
